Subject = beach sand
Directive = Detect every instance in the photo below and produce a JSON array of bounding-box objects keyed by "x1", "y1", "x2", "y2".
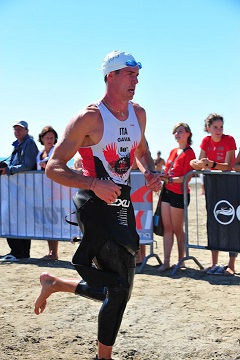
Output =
[{"x1": 1, "y1": 184, "x2": 240, "y2": 360}]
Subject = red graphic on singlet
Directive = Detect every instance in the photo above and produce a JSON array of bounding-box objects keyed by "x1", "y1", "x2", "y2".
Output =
[{"x1": 103, "y1": 141, "x2": 138, "y2": 177}]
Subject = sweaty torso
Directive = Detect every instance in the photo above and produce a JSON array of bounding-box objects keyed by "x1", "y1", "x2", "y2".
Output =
[{"x1": 78, "y1": 100, "x2": 142, "y2": 186}]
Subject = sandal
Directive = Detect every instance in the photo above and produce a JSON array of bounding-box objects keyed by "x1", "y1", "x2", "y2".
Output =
[
  {"x1": 224, "y1": 267, "x2": 235, "y2": 276},
  {"x1": 214, "y1": 265, "x2": 225, "y2": 275},
  {"x1": 0, "y1": 254, "x2": 19, "y2": 262},
  {"x1": 206, "y1": 264, "x2": 219, "y2": 274}
]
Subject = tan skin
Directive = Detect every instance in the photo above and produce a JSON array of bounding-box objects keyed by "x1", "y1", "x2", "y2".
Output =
[
  {"x1": 190, "y1": 119, "x2": 236, "y2": 273},
  {"x1": 154, "y1": 152, "x2": 165, "y2": 172},
  {"x1": 36, "y1": 66, "x2": 162, "y2": 360},
  {"x1": 0, "y1": 125, "x2": 29, "y2": 175}
]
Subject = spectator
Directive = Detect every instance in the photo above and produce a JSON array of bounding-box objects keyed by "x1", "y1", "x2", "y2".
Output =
[
  {"x1": 190, "y1": 113, "x2": 237, "y2": 275},
  {"x1": 71, "y1": 153, "x2": 83, "y2": 174},
  {"x1": 154, "y1": 151, "x2": 165, "y2": 172},
  {"x1": 37, "y1": 125, "x2": 58, "y2": 170},
  {"x1": 0, "y1": 120, "x2": 38, "y2": 262},
  {"x1": 37, "y1": 125, "x2": 59, "y2": 261},
  {"x1": 158, "y1": 123, "x2": 195, "y2": 272}
]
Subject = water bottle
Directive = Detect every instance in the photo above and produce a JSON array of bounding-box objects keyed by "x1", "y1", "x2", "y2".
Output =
[{"x1": 153, "y1": 214, "x2": 159, "y2": 226}]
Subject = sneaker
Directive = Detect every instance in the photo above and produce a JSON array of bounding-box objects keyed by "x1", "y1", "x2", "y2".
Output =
[{"x1": 0, "y1": 254, "x2": 19, "y2": 262}]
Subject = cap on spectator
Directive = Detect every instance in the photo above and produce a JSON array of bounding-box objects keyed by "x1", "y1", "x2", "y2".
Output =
[
  {"x1": 101, "y1": 50, "x2": 142, "y2": 77},
  {"x1": 13, "y1": 120, "x2": 28, "y2": 130}
]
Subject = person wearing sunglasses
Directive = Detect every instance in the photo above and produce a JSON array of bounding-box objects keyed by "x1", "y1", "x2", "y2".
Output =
[{"x1": 34, "y1": 50, "x2": 162, "y2": 360}]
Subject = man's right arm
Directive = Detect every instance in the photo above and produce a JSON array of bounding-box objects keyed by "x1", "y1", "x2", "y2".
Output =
[
  {"x1": 46, "y1": 108, "x2": 96, "y2": 189},
  {"x1": 46, "y1": 106, "x2": 121, "y2": 204}
]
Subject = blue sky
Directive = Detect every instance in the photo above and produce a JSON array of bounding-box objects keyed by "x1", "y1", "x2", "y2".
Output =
[{"x1": 1, "y1": 0, "x2": 240, "y2": 162}]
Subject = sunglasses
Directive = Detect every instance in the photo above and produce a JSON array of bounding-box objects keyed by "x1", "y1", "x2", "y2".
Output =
[{"x1": 125, "y1": 60, "x2": 142, "y2": 69}]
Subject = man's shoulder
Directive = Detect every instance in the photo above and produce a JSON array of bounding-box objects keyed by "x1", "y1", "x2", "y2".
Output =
[
  {"x1": 73, "y1": 103, "x2": 100, "y2": 122},
  {"x1": 68, "y1": 103, "x2": 102, "y2": 138},
  {"x1": 131, "y1": 101, "x2": 145, "y2": 113},
  {"x1": 131, "y1": 102, "x2": 146, "y2": 127}
]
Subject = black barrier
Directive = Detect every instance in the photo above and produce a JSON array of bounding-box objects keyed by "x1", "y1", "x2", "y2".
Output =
[
  {"x1": 172, "y1": 170, "x2": 240, "y2": 275},
  {"x1": 205, "y1": 172, "x2": 240, "y2": 252}
]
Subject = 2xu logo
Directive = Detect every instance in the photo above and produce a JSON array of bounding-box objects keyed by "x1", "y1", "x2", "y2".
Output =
[
  {"x1": 110, "y1": 199, "x2": 130, "y2": 207},
  {"x1": 213, "y1": 200, "x2": 237, "y2": 225}
]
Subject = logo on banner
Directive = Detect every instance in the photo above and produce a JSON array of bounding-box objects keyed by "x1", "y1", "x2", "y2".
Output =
[{"x1": 213, "y1": 200, "x2": 235, "y2": 225}]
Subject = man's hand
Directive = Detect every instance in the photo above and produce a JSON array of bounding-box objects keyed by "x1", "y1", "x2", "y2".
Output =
[
  {"x1": 144, "y1": 171, "x2": 162, "y2": 192},
  {"x1": 91, "y1": 179, "x2": 122, "y2": 204}
]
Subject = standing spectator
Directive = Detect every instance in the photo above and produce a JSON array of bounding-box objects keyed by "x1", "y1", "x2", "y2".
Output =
[
  {"x1": 37, "y1": 125, "x2": 59, "y2": 261},
  {"x1": 0, "y1": 120, "x2": 38, "y2": 262},
  {"x1": 190, "y1": 113, "x2": 237, "y2": 275},
  {"x1": 154, "y1": 151, "x2": 165, "y2": 172},
  {"x1": 158, "y1": 123, "x2": 195, "y2": 272},
  {"x1": 34, "y1": 50, "x2": 162, "y2": 360},
  {"x1": 37, "y1": 125, "x2": 58, "y2": 170}
]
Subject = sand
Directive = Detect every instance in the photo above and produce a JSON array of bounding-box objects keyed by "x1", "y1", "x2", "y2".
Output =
[{"x1": 1, "y1": 184, "x2": 240, "y2": 360}]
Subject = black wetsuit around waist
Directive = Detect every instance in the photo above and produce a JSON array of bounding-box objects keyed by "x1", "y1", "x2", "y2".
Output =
[{"x1": 72, "y1": 184, "x2": 139, "y2": 267}]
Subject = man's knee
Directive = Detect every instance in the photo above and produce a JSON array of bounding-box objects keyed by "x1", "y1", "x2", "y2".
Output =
[
  {"x1": 107, "y1": 284, "x2": 131, "y2": 309},
  {"x1": 75, "y1": 280, "x2": 106, "y2": 302}
]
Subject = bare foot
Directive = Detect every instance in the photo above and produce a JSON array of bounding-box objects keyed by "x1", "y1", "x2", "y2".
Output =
[
  {"x1": 34, "y1": 272, "x2": 57, "y2": 315},
  {"x1": 34, "y1": 273, "x2": 79, "y2": 315},
  {"x1": 172, "y1": 262, "x2": 186, "y2": 269},
  {"x1": 158, "y1": 264, "x2": 170, "y2": 272},
  {"x1": 40, "y1": 254, "x2": 58, "y2": 261}
]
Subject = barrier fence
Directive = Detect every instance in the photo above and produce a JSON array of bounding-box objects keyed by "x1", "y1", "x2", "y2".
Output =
[
  {"x1": 172, "y1": 170, "x2": 240, "y2": 274},
  {"x1": 2, "y1": 170, "x2": 238, "y2": 274},
  {"x1": 0, "y1": 171, "x2": 161, "y2": 271}
]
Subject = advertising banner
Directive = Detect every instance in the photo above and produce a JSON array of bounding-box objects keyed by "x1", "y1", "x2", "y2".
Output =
[
  {"x1": 0, "y1": 171, "x2": 153, "y2": 242},
  {"x1": 0, "y1": 172, "x2": 80, "y2": 240},
  {"x1": 205, "y1": 173, "x2": 240, "y2": 252},
  {"x1": 130, "y1": 171, "x2": 153, "y2": 242}
]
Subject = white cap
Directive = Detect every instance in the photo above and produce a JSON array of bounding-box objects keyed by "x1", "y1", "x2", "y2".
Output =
[{"x1": 101, "y1": 50, "x2": 142, "y2": 77}]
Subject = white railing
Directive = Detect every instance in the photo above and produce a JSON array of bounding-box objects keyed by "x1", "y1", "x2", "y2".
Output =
[{"x1": 0, "y1": 171, "x2": 161, "y2": 271}]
